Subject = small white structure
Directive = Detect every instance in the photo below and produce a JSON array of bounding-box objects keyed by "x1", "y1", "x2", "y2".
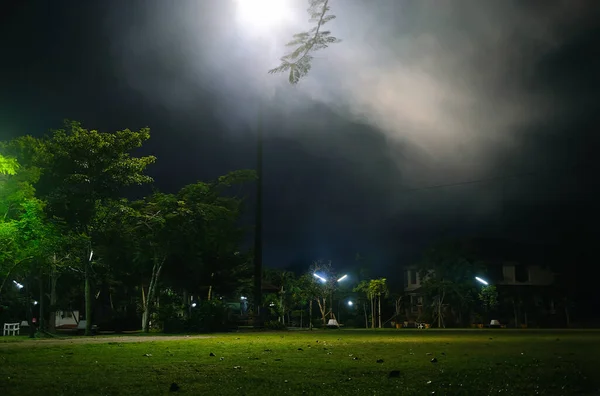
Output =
[
  {"x1": 3, "y1": 323, "x2": 20, "y2": 336},
  {"x1": 55, "y1": 311, "x2": 79, "y2": 328},
  {"x1": 327, "y1": 319, "x2": 339, "y2": 327}
]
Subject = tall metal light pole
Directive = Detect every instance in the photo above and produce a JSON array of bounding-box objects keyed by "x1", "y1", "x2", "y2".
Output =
[
  {"x1": 235, "y1": 0, "x2": 292, "y2": 327},
  {"x1": 253, "y1": 103, "x2": 264, "y2": 323}
]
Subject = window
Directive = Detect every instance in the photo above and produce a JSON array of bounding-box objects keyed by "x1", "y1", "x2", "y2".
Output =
[
  {"x1": 489, "y1": 264, "x2": 504, "y2": 282},
  {"x1": 515, "y1": 265, "x2": 529, "y2": 283},
  {"x1": 410, "y1": 295, "x2": 422, "y2": 313}
]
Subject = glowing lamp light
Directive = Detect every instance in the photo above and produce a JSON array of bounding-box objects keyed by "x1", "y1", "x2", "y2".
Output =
[
  {"x1": 12, "y1": 280, "x2": 24, "y2": 289},
  {"x1": 240, "y1": 296, "x2": 247, "y2": 300},
  {"x1": 475, "y1": 277, "x2": 489, "y2": 285},
  {"x1": 337, "y1": 274, "x2": 348, "y2": 282},
  {"x1": 33, "y1": 301, "x2": 38, "y2": 305},
  {"x1": 347, "y1": 301, "x2": 353, "y2": 306},
  {"x1": 235, "y1": 0, "x2": 292, "y2": 32},
  {"x1": 313, "y1": 273, "x2": 327, "y2": 283},
  {"x1": 191, "y1": 302, "x2": 197, "y2": 308}
]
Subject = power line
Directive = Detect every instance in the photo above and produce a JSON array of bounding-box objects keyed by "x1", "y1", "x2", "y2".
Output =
[{"x1": 395, "y1": 166, "x2": 582, "y2": 195}]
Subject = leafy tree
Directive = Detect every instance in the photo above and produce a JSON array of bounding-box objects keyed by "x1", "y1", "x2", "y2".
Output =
[
  {"x1": 418, "y1": 241, "x2": 485, "y2": 328},
  {"x1": 125, "y1": 193, "x2": 177, "y2": 332},
  {"x1": 353, "y1": 280, "x2": 374, "y2": 328},
  {"x1": 263, "y1": 268, "x2": 296, "y2": 324},
  {"x1": 166, "y1": 171, "x2": 256, "y2": 305},
  {"x1": 369, "y1": 278, "x2": 389, "y2": 328},
  {"x1": 309, "y1": 259, "x2": 340, "y2": 325},
  {"x1": 269, "y1": 0, "x2": 341, "y2": 84},
  {"x1": 25, "y1": 120, "x2": 155, "y2": 335},
  {"x1": 0, "y1": 155, "x2": 45, "y2": 297}
]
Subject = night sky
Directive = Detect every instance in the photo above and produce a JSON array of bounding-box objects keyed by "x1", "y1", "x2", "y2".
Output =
[{"x1": 1, "y1": 0, "x2": 599, "y2": 278}]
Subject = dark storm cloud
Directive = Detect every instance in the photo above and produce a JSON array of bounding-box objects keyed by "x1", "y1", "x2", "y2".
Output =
[{"x1": 1, "y1": 0, "x2": 596, "y2": 270}]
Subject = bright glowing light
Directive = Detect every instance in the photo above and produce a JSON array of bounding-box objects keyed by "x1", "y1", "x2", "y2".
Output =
[
  {"x1": 347, "y1": 301, "x2": 353, "y2": 306},
  {"x1": 191, "y1": 302, "x2": 197, "y2": 308},
  {"x1": 240, "y1": 296, "x2": 247, "y2": 300},
  {"x1": 337, "y1": 274, "x2": 348, "y2": 282},
  {"x1": 475, "y1": 277, "x2": 489, "y2": 285},
  {"x1": 269, "y1": 302, "x2": 275, "y2": 307},
  {"x1": 12, "y1": 280, "x2": 23, "y2": 289},
  {"x1": 89, "y1": 250, "x2": 94, "y2": 262},
  {"x1": 33, "y1": 301, "x2": 38, "y2": 305},
  {"x1": 235, "y1": 0, "x2": 292, "y2": 32},
  {"x1": 313, "y1": 273, "x2": 327, "y2": 283}
]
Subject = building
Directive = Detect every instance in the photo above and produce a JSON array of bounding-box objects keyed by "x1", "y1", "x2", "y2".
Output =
[{"x1": 402, "y1": 256, "x2": 558, "y2": 327}]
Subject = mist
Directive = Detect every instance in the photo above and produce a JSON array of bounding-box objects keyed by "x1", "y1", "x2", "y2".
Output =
[
  {"x1": 101, "y1": 0, "x2": 599, "y2": 263},
  {"x1": 111, "y1": 0, "x2": 590, "y2": 175}
]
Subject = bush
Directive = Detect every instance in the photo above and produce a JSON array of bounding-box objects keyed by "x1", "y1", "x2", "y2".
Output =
[
  {"x1": 186, "y1": 300, "x2": 233, "y2": 333},
  {"x1": 264, "y1": 320, "x2": 287, "y2": 330}
]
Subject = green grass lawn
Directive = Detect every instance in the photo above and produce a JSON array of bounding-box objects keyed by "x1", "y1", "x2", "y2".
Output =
[{"x1": 1, "y1": 329, "x2": 599, "y2": 395}]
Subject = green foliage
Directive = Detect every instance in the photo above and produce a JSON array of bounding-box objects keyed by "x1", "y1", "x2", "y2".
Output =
[
  {"x1": 479, "y1": 285, "x2": 499, "y2": 311},
  {"x1": 0, "y1": 154, "x2": 19, "y2": 175},
  {"x1": 418, "y1": 241, "x2": 486, "y2": 305},
  {"x1": 0, "y1": 154, "x2": 49, "y2": 295},
  {"x1": 39, "y1": 120, "x2": 156, "y2": 227},
  {"x1": 264, "y1": 320, "x2": 287, "y2": 330},
  {"x1": 1, "y1": 120, "x2": 256, "y2": 333},
  {"x1": 269, "y1": 0, "x2": 341, "y2": 84}
]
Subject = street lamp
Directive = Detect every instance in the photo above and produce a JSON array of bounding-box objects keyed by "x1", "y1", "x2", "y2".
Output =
[
  {"x1": 235, "y1": 0, "x2": 291, "y2": 327},
  {"x1": 475, "y1": 277, "x2": 489, "y2": 286},
  {"x1": 337, "y1": 274, "x2": 348, "y2": 282},
  {"x1": 235, "y1": 0, "x2": 292, "y2": 33},
  {"x1": 347, "y1": 300, "x2": 353, "y2": 306},
  {"x1": 313, "y1": 273, "x2": 327, "y2": 283}
]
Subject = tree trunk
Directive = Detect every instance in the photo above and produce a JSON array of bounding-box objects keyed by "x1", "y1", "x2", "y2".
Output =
[
  {"x1": 309, "y1": 300, "x2": 313, "y2": 330},
  {"x1": 38, "y1": 270, "x2": 45, "y2": 331},
  {"x1": 207, "y1": 272, "x2": 215, "y2": 300},
  {"x1": 564, "y1": 300, "x2": 571, "y2": 328},
  {"x1": 438, "y1": 300, "x2": 441, "y2": 328},
  {"x1": 279, "y1": 286, "x2": 284, "y2": 324},
  {"x1": 142, "y1": 257, "x2": 165, "y2": 332},
  {"x1": 316, "y1": 297, "x2": 327, "y2": 324},
  {"x1": 378, "y1": 295, "x2": 382, "y2": 328},
  {"x1": 370, "y1": 297, "x2": 375, "y2": 328},
  {"x1": 363, "y1": 303, "x2": 368, "y2": 328},
  {"x1": 182, "y1": 289, "x2": 189, "y2": 319},
  {"x1": 84, "y1": 254, "x2": 92, "y2": 336},
  {"x1": 512, "y1": 298, "x2": 519, "y2": 328},
  {"x1": 25, "y1": 276, "x2": 35, "y2": 338},
  {"x1": 48, "y1": 266, "x2": 58, "y2": 333}
]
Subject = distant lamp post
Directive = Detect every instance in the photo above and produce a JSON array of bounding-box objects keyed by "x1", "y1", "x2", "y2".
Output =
[
  {"x1": 12, "y1": 280, "x2": 24, "y2": 289},
  {"x1": 475, "y1": 277, "x2": 489, "y2": 286},
  {"x1": 235, "y1": 0, "x2": 291, "y2": 327},
  {"x1": 339, "y1": 300, "x2": 354, "y2": 324}
]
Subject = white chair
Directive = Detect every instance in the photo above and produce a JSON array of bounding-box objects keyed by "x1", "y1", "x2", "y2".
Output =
[{"x1": 3, "y1": 322, "x2": 20, "y2": 336}]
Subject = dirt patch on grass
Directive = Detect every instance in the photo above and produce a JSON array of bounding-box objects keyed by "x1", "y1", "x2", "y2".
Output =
[{"x1": 0, "y1": 335, "x2": 211, "y2": 348}]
